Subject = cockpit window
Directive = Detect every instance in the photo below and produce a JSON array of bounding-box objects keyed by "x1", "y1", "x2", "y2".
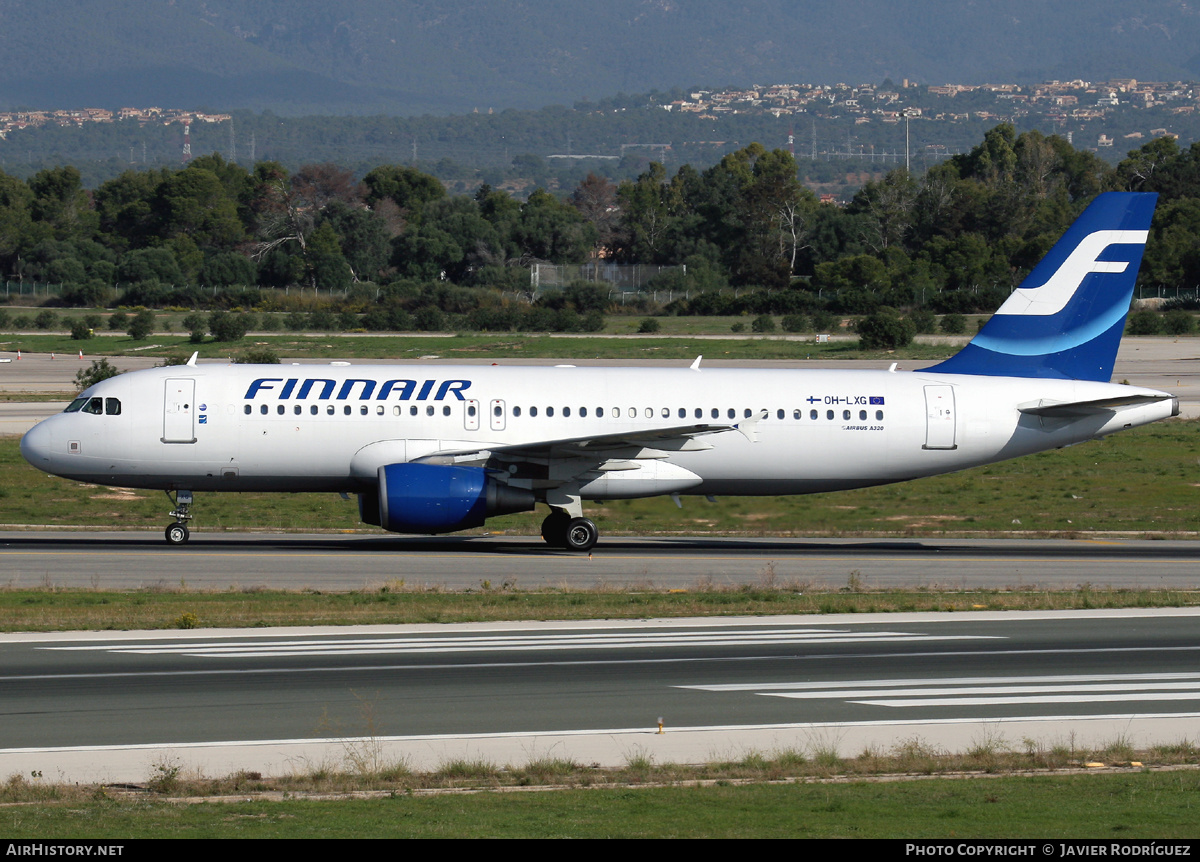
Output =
[
  {"x1": 82, "y1": 397, "x2": 103, "y2": 415},
  {"x1": 64, "y1": 397, "x2": 88, "y2": 413},
  {"x1": 105, "y1": 398, "x2": 121, "y2": 415}
]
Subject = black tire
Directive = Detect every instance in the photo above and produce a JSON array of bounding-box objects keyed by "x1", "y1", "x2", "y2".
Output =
[
  {"x1": 165, "y1": 523, "x2": 190, "y2": 545},
  {"x1": 563, "y1": 517, "x2": 598, "y2": 552},
  {"x1": 540, "y1": 512, "x2": 570, "y2": 547}
]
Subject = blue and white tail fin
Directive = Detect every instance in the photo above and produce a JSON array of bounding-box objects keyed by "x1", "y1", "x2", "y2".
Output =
[{"x1": 927, "y1": 192, "x2": 1158, "y2": 381}]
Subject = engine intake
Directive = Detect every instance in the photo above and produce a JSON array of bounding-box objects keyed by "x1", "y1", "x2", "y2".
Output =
[{"x1": 362, "y1": 463, "x2": 534, "y2": 534}]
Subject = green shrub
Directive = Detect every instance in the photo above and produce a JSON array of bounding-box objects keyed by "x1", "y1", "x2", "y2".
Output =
[
  {"x1": 74, "y1": 358, "x2": 121, "y2": 391},
  {"x1": 127, "y1": 309, "x2": 155, "y2": 340},
  {"x1": 781, "y1": 314, "x2": 808, "y2": 333},
  {"x1": 940, "y1": 313, "x2": 967, "y2": 335},
  {"x1": 33, "y1": 309, "x2": 58, "y2": 331},
  {"x1": 1127, "y1": 310, "x2": 1162, "y2": 335},
  {"x1": 233, "y1": 347, "x2": 280, "y2": 364},
  {"x1": 751, "y1": 314, "x2": 776, "y2": 333},
  {"x1": 909, "y1": 308, "x2": 937, "y2": 334},
  {"x1": 1162, "y1": 309, "x2": 1195, "y2": 336},
  {"x1": 857, "y1": 307, "x2": 915, "y2": 350}
]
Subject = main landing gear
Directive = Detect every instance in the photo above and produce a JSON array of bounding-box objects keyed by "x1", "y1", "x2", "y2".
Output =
[
  {"x1": 165, "y1": 490, "x2": 194, "y2": 545},
  {"x1": 540, "y1": 510, "x2": 599, "y2": 552}
]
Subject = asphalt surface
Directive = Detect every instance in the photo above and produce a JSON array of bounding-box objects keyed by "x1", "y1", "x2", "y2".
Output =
[
  {"x1": 3, "y1": 532, "x2": 1200, "y2": 590},
  {"x1": 1, "y1": 609, "x2": 1197, "y2": 783}
]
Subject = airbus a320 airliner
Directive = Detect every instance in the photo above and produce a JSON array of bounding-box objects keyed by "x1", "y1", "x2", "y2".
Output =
[{"x1": 19, "y1": 192, "x2": 1177, "y2": 551}]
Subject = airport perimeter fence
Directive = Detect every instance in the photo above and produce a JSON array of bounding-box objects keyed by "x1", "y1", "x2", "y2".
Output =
[
  {"x1": 1135, "y1": 285, "x2": 1200, "y2": 302},
  {"x1": 530, "y1": 263, "x2": 685, "y2": 293},
  {"x1": 1, "y1": 281, "x2": 365, "y2": 303}
]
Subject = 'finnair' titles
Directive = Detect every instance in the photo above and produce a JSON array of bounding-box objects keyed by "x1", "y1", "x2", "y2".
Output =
[
  {"x1": 20, "y1": 193, "x2": 1177, "y2": 551},
  {"x1": 243, "y1": 377, "x2": 473, "y2": 402}
]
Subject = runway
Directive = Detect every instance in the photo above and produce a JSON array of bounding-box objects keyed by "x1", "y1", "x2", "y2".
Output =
[
  {"x1": 1, "y1": 609, "x2": 1198, "y2": 783},
  {"x1": 3, "y1": 531, "x2": 1200, "y2": 590}
]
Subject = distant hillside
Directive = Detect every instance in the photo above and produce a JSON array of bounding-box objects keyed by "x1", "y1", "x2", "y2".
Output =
[{"x1": 2, "y1": 1, "x2": 1200, "y2": 115}]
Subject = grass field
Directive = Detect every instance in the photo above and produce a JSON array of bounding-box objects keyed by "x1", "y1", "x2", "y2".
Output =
[
  {"x1": 4, "y1": 417, "x2": 1197, "y2": 538},
  {"x1": 5, "y1": 764, "x2": 1199, "y2": 838}
]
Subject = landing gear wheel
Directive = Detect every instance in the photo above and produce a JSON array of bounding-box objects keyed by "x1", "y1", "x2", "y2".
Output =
[
  {"x1": 563, "y1": 517, "x2": 598, "y2": 552},
  {"x1": 540, "y1": 511, "x2": 571, "y2": 547},
  {"x1": 165, "y1": 522, "x2": 190, "y2": 545}
]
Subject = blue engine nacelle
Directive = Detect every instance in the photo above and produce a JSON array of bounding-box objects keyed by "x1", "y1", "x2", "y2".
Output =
[{"x1": 360, "y1": 463, "x2": 535, "y2": 534}]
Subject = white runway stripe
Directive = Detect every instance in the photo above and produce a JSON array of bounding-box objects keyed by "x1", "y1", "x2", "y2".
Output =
[
  {"x1": 42, "y1": 628, "x2": 997, "y2": 658},
  {"x1": 681, "y1": 672, "x2": 1200, "y2": 709}
]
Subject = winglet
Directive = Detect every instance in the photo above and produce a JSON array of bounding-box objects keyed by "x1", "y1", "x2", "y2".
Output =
[
  {"x1": 735, "y1": 409, "x2": 768, "y2": 443},
  {"x1": 926, "y1": 192, "x2": 1157, "y2": 381}
]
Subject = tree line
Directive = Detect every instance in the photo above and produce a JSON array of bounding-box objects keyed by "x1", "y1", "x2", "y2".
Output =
[{"x1": 1, "y1": 125, "x2": 1199, "y2": 338}]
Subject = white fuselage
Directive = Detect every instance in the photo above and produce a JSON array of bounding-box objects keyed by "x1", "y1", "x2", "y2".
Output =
[{"x1": 19, "y1": 362, "x2": 1177, "y2": 499}]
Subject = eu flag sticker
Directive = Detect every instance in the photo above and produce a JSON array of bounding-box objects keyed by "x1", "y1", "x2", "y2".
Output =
[{"x1": 869, "y1": 396, "x2": 885, "y2": 405}]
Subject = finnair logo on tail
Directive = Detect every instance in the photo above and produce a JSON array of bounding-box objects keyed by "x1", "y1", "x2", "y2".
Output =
[{"x1": 996, "y1": 229, "x2": 1148, "y2": 317}]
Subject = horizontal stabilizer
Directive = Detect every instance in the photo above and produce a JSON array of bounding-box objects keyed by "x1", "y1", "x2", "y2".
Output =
[{"x1": 1018, "y1": 393, "x2": 1175, "y2": 417}]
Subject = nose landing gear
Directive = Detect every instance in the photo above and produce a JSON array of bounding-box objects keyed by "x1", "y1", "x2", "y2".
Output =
[{"x1": 165, "y1": 490, "x2": 194, "y2": 545}]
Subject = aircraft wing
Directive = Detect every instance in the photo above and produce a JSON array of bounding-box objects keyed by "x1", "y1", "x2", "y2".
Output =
[{"x1": 416, "y1": 422, "x2": 735, "y2": 464}]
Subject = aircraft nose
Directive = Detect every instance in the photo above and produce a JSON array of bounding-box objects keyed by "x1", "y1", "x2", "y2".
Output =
[{"x1": 20, "y1": 419, "x2": 55, "y2": 469}]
